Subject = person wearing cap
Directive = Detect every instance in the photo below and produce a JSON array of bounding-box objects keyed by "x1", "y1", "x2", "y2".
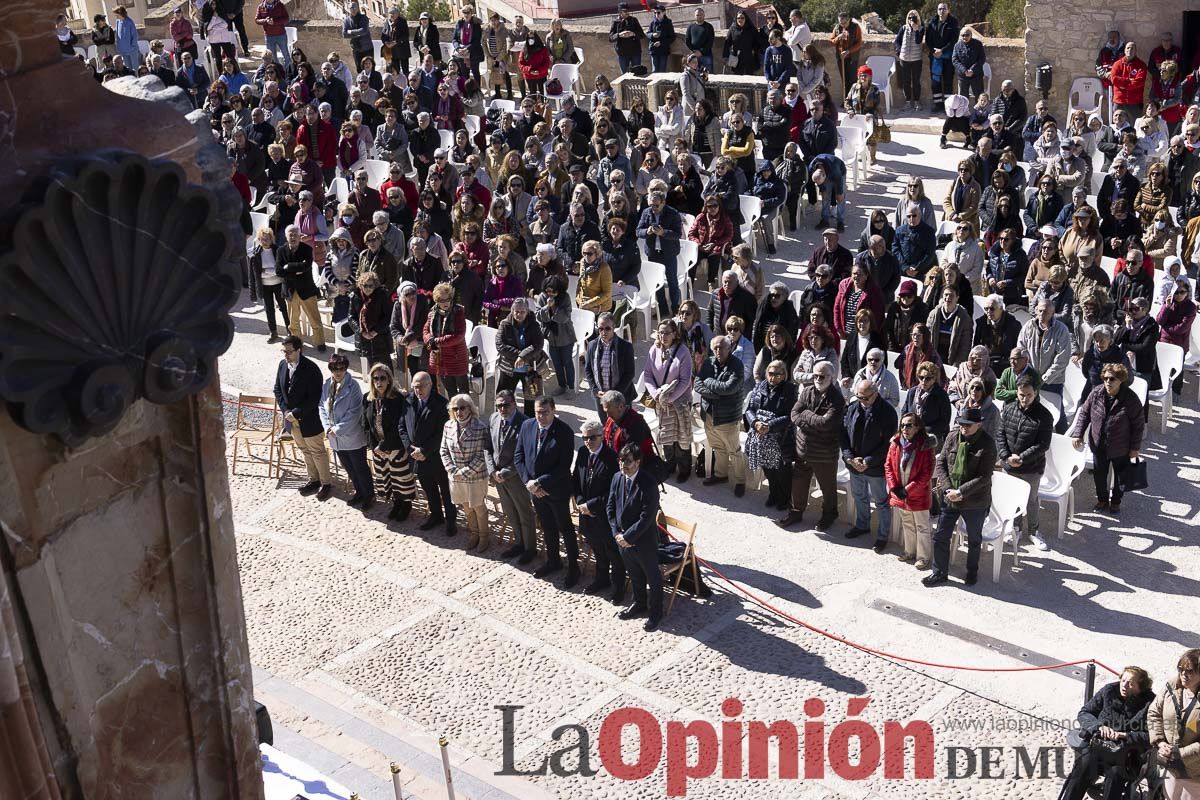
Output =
[
  {"x1": 950, "y1": 25, "x2": 984, "y2": 101},
  {"x1": 829, "y1": 11, "x2": 862, "y2": 102},
  {"x1": 805, "y1": 227, "x2": 851, "y2": 284},
  {"x1": 924, "y1": 4, "x2": 959, "y2": 111},
  {"x1": 389, "y1": 280, "x2": 430, "y2": 382},
  {"x1": 646, "y1": 4, "x2": 676, "y2": 74},
  {"x1": 1049, "y1": 137, "x2": 1091, "y2": 201},
  {"x1": 609, "y1": 3, "x2": 646, "y2": 75},
  {"x1": 1054, "y1": 185, "x2": 1090, "y2": 236},
  {"x1": 883, "y1": 279, "x2": 928, "y2": 352},
  {"x1": 925, "y1": 403, "x2": 995, "y2": 587},
  {"x1": 844, "y1": 65, "x2": 880, "y2": 156},
  {"x1": 1097, "y1": 157, "x2": 1140, "y2": 224},
  {"x1": 596, "y1": 139, "x2": 633, "y2": 203}
]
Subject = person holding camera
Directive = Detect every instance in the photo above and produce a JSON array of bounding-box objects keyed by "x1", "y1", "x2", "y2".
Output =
[{"x1": 1059, "y1": 666, "x2": 1155, "y2": 800}]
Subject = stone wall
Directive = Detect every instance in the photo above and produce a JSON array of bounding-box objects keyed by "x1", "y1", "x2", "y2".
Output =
[{"x1": 1025, "y1": 0, "x2": 1194, "y2": 118}]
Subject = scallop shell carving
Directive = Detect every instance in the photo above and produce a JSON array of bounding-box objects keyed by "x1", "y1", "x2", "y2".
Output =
[{"x1": 0, "y1": 151, "x2": 241, "y2": 445}]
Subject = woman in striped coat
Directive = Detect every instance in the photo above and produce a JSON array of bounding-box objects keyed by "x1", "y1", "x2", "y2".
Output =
[
  {"x1": 363, "y1": 363, "x2": 418, "y2": 521},
  {"x1": 440, "y1": 394, "x2": 492, "y2": 551}
]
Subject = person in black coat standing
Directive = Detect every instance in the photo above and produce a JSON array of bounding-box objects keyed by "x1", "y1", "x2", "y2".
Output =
[
  {"x1": 276, "y1": 225, "x2": 327, "y2": 350},
  {"x1": 609, "y1": 4, "x2": 646, "y2": 75},
  {"x1": 381, "y1": 7, "x2": 411, "y2": 74},
  {"x1": 452, "y1": 5, "x2": 484, "y2": 84},
  {"x1": 899, "y1": 365, "x2": 953, "y2": 444},
  {"x1": 513, "y1": 395, "x2": 580, "y2": 586},
  {"x1": 584, "y1": 313, "x2": 636, "y2": 417},
  {"x1": 608, "y1": 443, "x2": 664, "y2": 631},
  {"x1": 274, "y1": 335, "x2": 333, "y2": 498},
  {"x1": 412, "y1": 13, "x2": 439, "y2": 61},
  {"x1": 401, "y1": 371, "x2": 456, "y2": 534},
  {"x1": 572, "y1": 420, "x2": 626, "y2": 602}
]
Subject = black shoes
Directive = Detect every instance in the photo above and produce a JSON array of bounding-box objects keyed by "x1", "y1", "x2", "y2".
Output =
[
  {"x1": 298, "y1": 480, "x2": 321, "y2": 496},
  {"x1": 963, "y1": 571, "x2": 978, "y2": 586},
  {"x1": 1093, "y1": 500, "x2": 1110, "y2": 513},
  {"x1": 610, "y1": 584, "x2": 627, "y2": 605},
  {"x1": 501, "y1": 543, "x2": 525, "y2": 559},
  {"x1": 315, "y1": 484, "x2": 333, "y2": 501},
  {"x1": 872, "y1": 539, "x2": 888, "y2": 554},
  {"x1": 517, "y1": 550, "x2": 538, "y2": 565},
  {"x1": 445, "y1": 520, "x2": 457, "y2": 537},
  {"x1": 845, "y1": 527, "x2": 867, "y2": 539},
  {"x1": 766, "y1": 244, "x2": 777, "y2": 255},
  {"x1": 815, "y1": 513, "x2": 837, "y2": 531},
  {"x1": 618, "y1": 603, "x2": 648, "y2": 620},
  {"x1": 348, "y1": 494, "x2": 363, "y2": 508},
  {"x1": 776, "y1": 511, "x2": 804, "y2": 529},
  {"x1": 418, "y1": 515, "x2": 444, "y2": 531},
  {"x1": 563, "y1": 563, "x2": 580, "y2": 589},
  {"x1": 643, "y1": 616, "x2": 662, "y2": 632},
  {"x1": 317, "y1": 344, "x2": 327, "y2": 352},
  {"x1": 922, "y1": 572, "x2": 948, "y2": 587},
  {"x1": 388, "y1": 500, "x2": 411, "y2": 521},
  {"x1": 534, "y1": 560, "x2": 563, "y2": 578},
  {"x1": 836, "y1": 220, "x2": 845, "y2": 232},
  {"x1": 939, "y1": 136, "x2": 948, "y2": 149},
  {"x1": 584, "y1": 579, "x2": 611, "y2": 595},
  {"x1": 734, "y1": 483, "x2": 745, "y2": 497}
]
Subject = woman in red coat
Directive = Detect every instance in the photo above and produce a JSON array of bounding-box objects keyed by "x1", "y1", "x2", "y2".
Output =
[
  {"x1": 885, "y1": 412, "x2": 937, "y2": 570},
  {"x1": 518, "y1": 33, "x2": 551, "y2": 96},
  {"x1": 688, "y1": 197, "x2": 734, "y2": 288},
  {"x1": 832, "y1": 261, "x2": 885, "y2": 337},
  {"x1": 1110, "y1": 41, "x2": 1148, "y2": 120},
  {"x1": 424, "y1": 282, "x2": 470, "y2": 396}
]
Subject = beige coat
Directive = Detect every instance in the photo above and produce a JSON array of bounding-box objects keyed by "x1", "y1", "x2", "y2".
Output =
[{"x1": 1149, "y1": 677, "x2": 1200, "y2": 789}]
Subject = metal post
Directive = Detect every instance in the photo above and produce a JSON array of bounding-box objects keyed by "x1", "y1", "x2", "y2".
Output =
[
  {"x1": 391, "y1": 762, "x2": 404, "y2": 800},
  {"x1": 1084, "y1": 661, "x2": 1096, "y2": 702},
  {"x1": 439, "y1": 735, "x2": 456, "y2": 800}
]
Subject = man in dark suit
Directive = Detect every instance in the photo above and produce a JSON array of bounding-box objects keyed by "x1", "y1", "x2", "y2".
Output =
[
  {"x1": 584, "y1": 313, "x2": 636, "y2": 416},
  {"x1": 607, "y1": 443, "x2": 663, "y2": 631},
  {"x1": 572, "y1": 421, "x2": 626, "y2": 602},
  {"x1": 401, "y1": 371, "x2": 456, "y2": 535},
  {"x1": 485, "y1": 390, "x2": 538, "y2": 563},
  {"x1": 513, "y1": 395, "x2": 580, "y2": 586},
  {"x1": 273, "y1": 335, "x2": 333, "y2": 499},
  {"x1": 276, "y1": 224, "x2": 327, "y2": 350}
]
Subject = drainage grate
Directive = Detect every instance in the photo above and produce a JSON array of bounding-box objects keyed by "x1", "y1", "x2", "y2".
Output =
[{"x1": 868, "y1": 598, "x2": 1088, "y2": 681}]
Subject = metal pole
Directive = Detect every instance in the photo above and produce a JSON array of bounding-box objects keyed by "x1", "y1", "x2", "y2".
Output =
[
  {"x1": 391, "y1": 762, "x2": 404, "y2": 800},
  {"x1": 1084, "y1": 662, "x2": 1096, "y2": 703},
  {"x1": 439, "y1": 735, "x2": 456, "y2": 800}
]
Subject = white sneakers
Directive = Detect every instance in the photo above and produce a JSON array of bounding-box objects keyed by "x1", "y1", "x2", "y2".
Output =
[{"x1": 1029, "y1": 532, "x2": 1049, "y2": 551}]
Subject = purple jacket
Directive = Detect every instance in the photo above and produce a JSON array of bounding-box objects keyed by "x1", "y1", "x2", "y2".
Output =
[{"x1": 1070, "y1": 384, "x2": 1145, "y2": 457}]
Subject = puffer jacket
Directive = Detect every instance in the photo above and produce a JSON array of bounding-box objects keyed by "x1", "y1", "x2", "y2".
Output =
[
  {"x1": 934, "y1": 427, "x2": 996, "y2": 509},
  {"x1": 744, "y1": 378, "x2": 799, "y2": 460},
  {"x1": 884, "y1": 432, "x2": 937, "y2": 512},
  {"x1": 1070, "y1": 384, "x2": 1145, "y2": 457},
  {"x1": 996, "y1": 399, "x2": 1053, "y2": 474},
  {"x1": 791, "y1": 384, "x2": 846, "y2": 463},
  {"x1": 696, "y1": 354, "x2": 745, "y2": 425}
]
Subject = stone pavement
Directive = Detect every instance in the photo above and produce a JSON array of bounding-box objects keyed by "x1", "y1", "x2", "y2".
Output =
[{"x1": 223, "y1": 131, "x2": 1200, "y2": 799}]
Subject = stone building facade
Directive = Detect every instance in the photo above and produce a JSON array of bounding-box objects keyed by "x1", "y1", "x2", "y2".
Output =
[{"x1": 1025, "y1": 0, "x2": 1199, "y2": 117}]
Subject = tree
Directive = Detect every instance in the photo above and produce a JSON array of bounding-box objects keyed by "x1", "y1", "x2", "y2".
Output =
[
  {"x1": 986, "y1": 0, "x2": 1025, "y2": 38},
  {"x1": 405, "y1": 0, "x2": 451, "y2": 24}
]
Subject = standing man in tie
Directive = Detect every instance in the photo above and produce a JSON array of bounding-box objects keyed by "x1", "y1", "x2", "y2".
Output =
[
  {"x1": 273, "y1": 335, "x2": 333, "y2": 500},
  {"x1": 584, "y1": 312, "x2": 636, "y2": 417},
  {"x1": 401, "y1": 372, "x2": 456, "y2": 535},
  {"x1": 608, "y1": 443, "x2": 663, "y2": 631},
  {"x1": 572, "y1": 421, "x2": 626, "y2": 602},
  {"x1": 513, "y1": 396, "x2": 580, "y2": 586},
  {"x1": 486, "y1": 390, "x2": 539, "y2": 564}
]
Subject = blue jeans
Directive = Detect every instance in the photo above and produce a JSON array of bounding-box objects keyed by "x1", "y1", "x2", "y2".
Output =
[
  {"x1": 699, "y1": 54, "x2": 714, "y2": 73},
  {"x1": 549, "y1": 344, "x2": 575, "y2": 390},
  {"x1": 849, "y1": 472, "x2": 891, "y2": 539},
  {"x1": 651, "y1": 50, "x2": 668, "y2": 73},
  {"x1": 617, "y1": 53, "x2": 642, "y2": 75},
  {"x1": 265, "y1": 34, "x2": 292, "y2": 68},
  {"x1": 933, "y1": 505, "x2": 988, "y2": 576},
  {"x1": 654, "y1": 252, "x2": 681, "y2": 316}
]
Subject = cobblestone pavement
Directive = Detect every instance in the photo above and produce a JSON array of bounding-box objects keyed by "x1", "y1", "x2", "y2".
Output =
[{"x1": 224, "y1": 132, "x2": 1200, "y2": 799}]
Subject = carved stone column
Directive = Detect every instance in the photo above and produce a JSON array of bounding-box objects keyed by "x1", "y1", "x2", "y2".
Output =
[{"x1": 0, "y1": 2, "x2": 264, "y2": 799}]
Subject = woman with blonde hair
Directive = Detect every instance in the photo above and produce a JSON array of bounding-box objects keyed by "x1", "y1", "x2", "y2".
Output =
[
  {"x1": 363, "y1": 363, "x2": 418, "y2": 521},
  {"x1": 249, "y1": 227, "x2": 290, "y2": 341},
  {"x1": 1148, "y1": 649, "x2": 1200, "y2": 798},
  {"x1": 440, "y1": 394, "x2": 492, "y2": 551},
  {"x1": 643, "y1": 318, "x2": 695, "y2": 481}
]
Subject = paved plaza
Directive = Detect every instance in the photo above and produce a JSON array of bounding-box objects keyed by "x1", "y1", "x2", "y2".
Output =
[{"x1": 223, "y1": 132, "x2": 1200, "y2": 799}]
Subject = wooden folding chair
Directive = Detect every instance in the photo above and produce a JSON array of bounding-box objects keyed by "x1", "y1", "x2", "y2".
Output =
[
  {"x1": 230, "y1": 394, "x2": 281, "y2": 477},
  {"x1": 661, "y1": 515, "x2": 699, "y2": 616}
]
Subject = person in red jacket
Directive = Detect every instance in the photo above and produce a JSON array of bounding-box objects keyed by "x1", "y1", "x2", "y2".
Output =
[
  {"x1": 254, "y1": 0, "x2": 291, "y2": 69},
  {"x1": 601, "y1": 392, "x2": 656, "y2": 459},
  {"x1": 518, "y1": 32, "x2": 551, "y2": 96},
  {"x1": 424, "y1": 282, "x2": 470, "y2": 396},
  {"x1": 832, "y1": 261, "x2": 885, "y2": 336},
  {"x1": 379, "y1": 163, "x2": 419, "y2": 209},
  {"x1": 1111, "y1": 41, "x2": 1149, "y2": 120},
  {"x1": 885, "y1": 412, "x2": 937, "y2": 570},
  {"x1": 688, "y1": 198, "x2": 734, "y2": 289},
  {"x1": 296, "y1": 104, "x2": 337, "y2": 184}
]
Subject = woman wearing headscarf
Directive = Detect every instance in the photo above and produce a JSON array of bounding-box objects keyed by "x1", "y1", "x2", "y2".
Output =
[{"x1": 363, "y1": 363, "x2": 418, "y2": 521}]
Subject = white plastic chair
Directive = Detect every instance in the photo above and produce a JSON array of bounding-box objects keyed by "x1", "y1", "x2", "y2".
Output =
[
  {"x1": 333, "y1": 176, "x2": 350, "y2": 205},
  {"x1": 570, "y1": 307, "x2": 596, "y2": 389},
  {"x1": 738, "y1": 195, "x2": 763, "y2": 256},
  {"x1": 835, "y1": 126, "x2": 867, "y2": 190},
  {"x1": 285, "y1": 27, "x2": 298, "y2": 50},
  {"x1": 438, "y1": 129, "x2": 454, "y2": 152},
  {"x1": 951, "y1": 471, "x2": 1029, "y2": 581},
  {"x1": 473, "y1": 324, "x2": 499, "y2": 404},
  {"x1": 1099, "y1": 256, "x2": 1118, "y2": 280},
  {"x1": 1150, "y1": 341, "x2": 1185, "y2": 432},
  {"x1": 360, "y1": 158, "x2": 391, "y2": 188},
  {"x1": 73, "y1": 46, "x2": 86, "y2": 60},
  {"x1": 439, "y1": 42, "x2": 456, "y2": 64},
  {"x1": 982, "y1": 62, "x2": 993, "y2": 97},
  {"x1": 1039, "y1": 391, "x2": 1062, "y2": 427},
  {"x1": 138, "y1": 40, "x2": 150, "y2": 59},
  {"x1": 789, "y1": 289, "x2": 806, "y2": 317},
  {"x1": 629, "y1": 261, "x2": 667, "y2": 341},
  {"x1": 1131, "y1": 375, "x2": 1148, "y2": 407},
  {"x1": 1067, "y1": 76, "x2": 1104, "y2": 119},
  {"x1": 1189, "y1": 308, "x2": 1200, "y2": 401},
  {"x1": 489, "y1": 98, "x2": 517, "y2": 114},
  {"x1": 1062, "y1": 362, "x2": 1086, "y2": 423},
  {"x1": 545, "y1": 63, "x2": 580, "y2": 107},
  {"x1": 864, "y1": 55, "x2": 896, "y2": 115},
  {"x1": 633, "y1": 374, "x2": 658, "y2": 432},
  {"x1": 464, "y1": 114, "x2": 480, "y2": 139},
  {"x1": 574, "y1": 47, "x2": 585, "y2": 67},
  {"x1": 1039, "y1": 433, "x2": 1086, "y2": 537},
  {"x1": 676, "y1": 239, "x2": 699, "y2": 301}
]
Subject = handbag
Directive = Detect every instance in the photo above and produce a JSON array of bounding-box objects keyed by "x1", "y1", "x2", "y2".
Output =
[
  {"x1": 726, "y1": 53, "x2": 739, "y2": 69},
  {"x1": 1121, "y1": 457, "x2": 1149, "y2": 492},
  {"x1": 875, "y1": 119, "x2": 892, "y2": 143},
  {"x1": 545, "y1": 77, "x2": 563, "y2": 95},
  {"x1": 639, "y1": 389, "x2": 657, "y2": 410}
]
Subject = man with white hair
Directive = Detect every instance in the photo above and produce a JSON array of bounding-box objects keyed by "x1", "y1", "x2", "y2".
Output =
[
  {"x1": 695, "y1": 335, "x2": 747, "y2": 495},
  {"x1": 840, "y1": 378, "x2": 897, "y2": 551},
  {"x1": 572, "y1": 420, "x2": 625, "y2": 600},
  {"x1": 585, "y1": 314, "x2": 636, "y2": 416}
]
